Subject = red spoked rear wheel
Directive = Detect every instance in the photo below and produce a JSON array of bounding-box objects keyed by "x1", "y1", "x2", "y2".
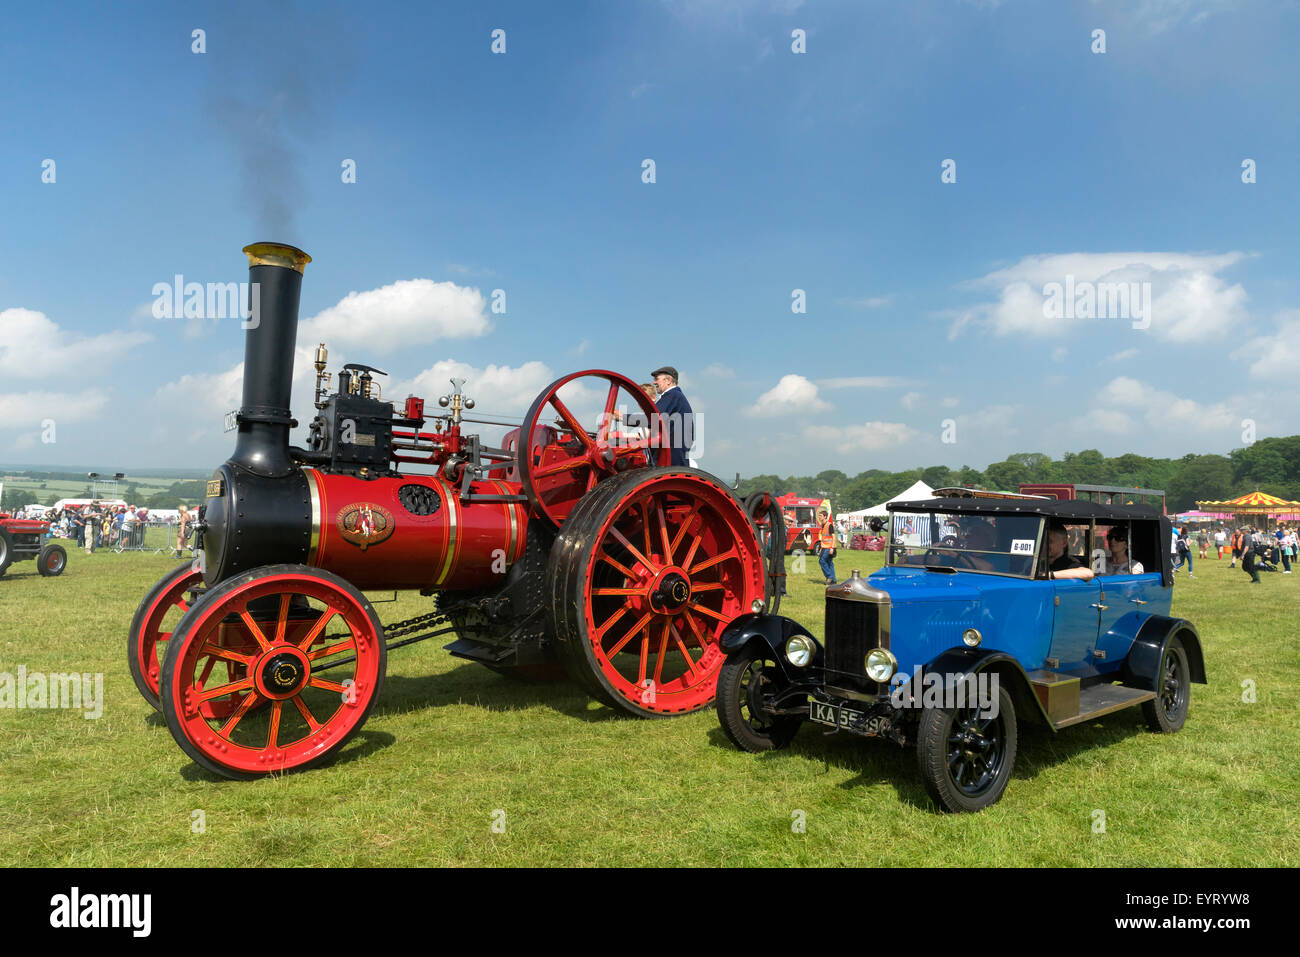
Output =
[
  {"x1": 128, "y1": 563, "x2": 205, "y2": 711},
  {"x1": 549, "y1": 468, "x2": 765, "y2": 716},
  {"x1": 159, "y1": 564, "x2": 386, "y2": 779},
  {"x1": 518, "y1": 370, "x2": 670, "y2": 527}
]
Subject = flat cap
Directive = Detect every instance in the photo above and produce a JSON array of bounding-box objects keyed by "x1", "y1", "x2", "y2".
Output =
[{"x1": 651, "y1": 366, "x2": 678, "y2": 380}]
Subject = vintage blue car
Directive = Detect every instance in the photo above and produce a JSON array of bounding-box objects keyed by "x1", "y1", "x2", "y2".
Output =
[{"x1": 715, "y1": 495, "x2": 1207, "y2": 812}]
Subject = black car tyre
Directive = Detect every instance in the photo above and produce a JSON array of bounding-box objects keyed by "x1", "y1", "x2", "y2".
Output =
[
  {"x1": 1141, "y1": 636, "x2": 1190, "y2": 733},
  {"x1": 715, "y1": 642, "x2": 802, "y2": 752},
  {"x1": 37, "y1": 544, "x2": 67, "y2": 577},
  {"x1": 917, "y1": 684, "x2": 1017, "y2": 813},
  {"x1": 0, "y1": 528, "x2": 12, "y2": 578}
]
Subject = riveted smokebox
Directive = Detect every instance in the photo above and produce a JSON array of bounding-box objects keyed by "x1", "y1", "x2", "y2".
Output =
[{"x1": 231, "y1": 242, "x2": 312, "y2": 477}]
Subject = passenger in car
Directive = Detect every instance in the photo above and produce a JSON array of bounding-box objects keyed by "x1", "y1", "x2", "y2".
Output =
[
  {"x1": 1046, "y1": 523, "x2": 1094, "y2": 580},
  {"x1": 1104, "y1": 526, "x2": 1144, "y2": 574}
]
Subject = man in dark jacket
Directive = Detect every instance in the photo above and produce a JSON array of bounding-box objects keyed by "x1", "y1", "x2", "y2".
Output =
[{"x1": 649, "y1": 366, "x2": 695, "y2": 467}]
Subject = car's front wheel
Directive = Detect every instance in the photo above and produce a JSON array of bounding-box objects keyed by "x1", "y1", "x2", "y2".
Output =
[
  {"x1": 917, "y1": 684, "x2": 1017, "y2": 813},
  {"x1": 716, "y1": 643, "x2": 803, "y2": 752},
  {"x1": 1141, "y1": 636, "x2": 1190, "y2": 733}
]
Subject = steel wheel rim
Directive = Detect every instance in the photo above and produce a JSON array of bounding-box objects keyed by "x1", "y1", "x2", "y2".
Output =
[
  {"x1": 46, "y1": 550, "x2": 64, "y2": 573},
  {"x1": 946, "y1": 707, "x2": 1006, "y2": 796},
  {"x1": 580, "y1": 476, "x2": 763, "y2": 713},
  {"x1": 136, "y1": 568, "x2": 203, "y2": 701},
  {"x1": 168, "y1": 574, "x2": 381, "y2": 774}
]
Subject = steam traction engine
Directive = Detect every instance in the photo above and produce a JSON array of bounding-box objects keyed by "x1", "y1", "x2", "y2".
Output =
[{"x1": 128, "y1": 243, "x2": 781, "y2": 779}]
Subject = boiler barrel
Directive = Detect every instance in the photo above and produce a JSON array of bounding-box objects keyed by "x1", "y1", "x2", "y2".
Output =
[{"x1": 305, "y1": 470, "x2": 528, "y2": 590}]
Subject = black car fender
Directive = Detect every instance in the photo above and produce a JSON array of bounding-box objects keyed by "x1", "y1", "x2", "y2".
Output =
[
  {"x1": 912, "y1": 647, "x2": 1055, "y2": 730},
  {"x1": 718, "y1": 613, "x2": 823, "y2": 682},
  {"x1": 1122, "y1": 616, "x2": 1207, "y2": 690}
]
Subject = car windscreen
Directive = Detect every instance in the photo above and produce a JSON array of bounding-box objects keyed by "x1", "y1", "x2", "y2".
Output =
[{"x1": 888, "y1": 510, "x2": 1044, "y2": 577}]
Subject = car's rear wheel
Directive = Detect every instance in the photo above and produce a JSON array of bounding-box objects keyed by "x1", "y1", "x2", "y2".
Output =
[
  {"x1": 0, "y1": 528, "x2": 12, "y2": 578},
  {"x1": 715, "y1": 643, "x2": 802, "y2": 752},
  {"x1": 917, "y1": 684, "x2": 1016, "y2": 813},
  {"x1": 1142, "y1": 636, "x2": 1190, "y2": 733}
]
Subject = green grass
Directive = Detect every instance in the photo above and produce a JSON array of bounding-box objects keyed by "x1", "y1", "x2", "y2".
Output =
[{"x1": 1, "y1": 544, "x2": 1295, "y2": 866}]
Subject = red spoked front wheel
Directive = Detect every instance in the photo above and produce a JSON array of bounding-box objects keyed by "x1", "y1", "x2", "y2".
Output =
[
  {"x1": 128, "y1": 563, "x2": 205, "y2": 711},
  {"x1": 518, "y1": 370, "x2": 670, "y2": 527},
  {"x1": 549, "y1": 468, "x2": 765, "y2": 716},
  {"x1": 159, "y1": 564, "x2": 386, "y2": 779}
]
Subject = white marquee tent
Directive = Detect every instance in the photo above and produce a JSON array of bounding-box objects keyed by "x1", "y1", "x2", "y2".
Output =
[{"x1": 838, "y1": 479, "x2": 937, "y2": 524}]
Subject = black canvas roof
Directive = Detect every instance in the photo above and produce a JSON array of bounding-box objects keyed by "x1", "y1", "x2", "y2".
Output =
[{"x1": 889, "y1": 497, "x2": 1164, "y2": 522}]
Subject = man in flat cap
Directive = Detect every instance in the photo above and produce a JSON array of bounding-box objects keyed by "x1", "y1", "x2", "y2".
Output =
[{"x1": 650, "y1": 366, "x2": 694, "y2": 467}]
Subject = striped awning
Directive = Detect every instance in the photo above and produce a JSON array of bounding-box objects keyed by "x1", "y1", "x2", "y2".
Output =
[{"x1": 1196, "y1": 491, "x2": 1300, "y2": 514}]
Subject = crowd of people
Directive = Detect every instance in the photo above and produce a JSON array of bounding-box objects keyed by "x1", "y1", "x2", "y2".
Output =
[
  {"x1": 18, "y1": 502, "x2": 197, "y2": 557},
  {"x1": 1180, "y1": 523, "x2": 1299, "y2": 584}
]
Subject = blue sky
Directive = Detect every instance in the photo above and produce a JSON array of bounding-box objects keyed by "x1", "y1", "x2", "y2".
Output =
[{"x1": 2, "y1": 0, "x2": 1299, "y2": 478}]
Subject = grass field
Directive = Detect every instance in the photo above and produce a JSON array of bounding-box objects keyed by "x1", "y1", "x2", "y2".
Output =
[{"x1": 1, "y1": 542, "x2": 1296, "y2": 867}]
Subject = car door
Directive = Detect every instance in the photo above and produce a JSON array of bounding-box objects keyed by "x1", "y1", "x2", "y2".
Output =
[
  {"x1": 1095, "y1": 571, "x2": 1163, "y2": 670},
  {"x1": 1048, "y1": 578, "x2": 1102, "y2": 674}
]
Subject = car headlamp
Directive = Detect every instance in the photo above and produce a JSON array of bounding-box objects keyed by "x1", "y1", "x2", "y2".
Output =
[
  {"x1": 785, "y1": 634, "x2": 815, "y2": 668},
  {"x1": 962, "y1": 628, "x2": 982, "y2": 647},
  {"x1": 865, "y1": 648, "x2": 897, "y2": 682}
]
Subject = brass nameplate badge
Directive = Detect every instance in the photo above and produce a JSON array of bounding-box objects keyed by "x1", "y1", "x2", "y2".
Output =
[{"x1": 206, "y1": 479, "x2": 224, "y2": 498}]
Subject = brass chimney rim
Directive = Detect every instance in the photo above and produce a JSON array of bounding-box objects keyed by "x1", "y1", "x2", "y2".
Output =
[{"x1": 243, "y1": 242, "x2": 312, "y2": 273}]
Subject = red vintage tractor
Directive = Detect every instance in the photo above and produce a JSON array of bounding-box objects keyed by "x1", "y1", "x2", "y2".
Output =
[
  {"x1": 0, "y1": 513, "x2": 66, "y2": 579},
  {"x1": 129, "y1": 242, "x2": 783, "y2": 779}
]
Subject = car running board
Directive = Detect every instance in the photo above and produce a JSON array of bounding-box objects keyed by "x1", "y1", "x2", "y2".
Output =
[{"x1": 1053, "y1": 684, "x2": 1156, "y2": 728}]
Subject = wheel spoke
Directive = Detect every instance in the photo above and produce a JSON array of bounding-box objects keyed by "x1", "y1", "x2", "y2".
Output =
[
  {"x1": 273, "y1": 594, "x2": 291, "y2": 643},
  {"x1": 267, "y1": 700, "x2": 282, "y2": 749},
  {"x1": 217, "y1": 691, "x2": 260, "y2": 736},
  {"x1": 608, "y1": 527, "x2": 658, "y2": 573},
  {"x1": 640, "y1": 500, "x2": 654, "y2": 562},
  {"x1": 603, "y1": 382, "x2": 619, "y2": 418},
  {"x1": 683, "y1": 611, "x2": 712, "y2": 650},
  {"x1": 199, "y1": 643, "x2": 256, "y2": 666},
  {"x1": 668, "y1": 503, "x2": 700, "y2": 562},
  {"x1": 291, "y1": 694, "x2": 321, "y2": 732},
  {"x1": 690, "y1": 582, "x2": 724, "y2": 592},
  {"x1": 592, "y1": 587, "x2": 648, "y2": 597},
  {"x1": 652, "y1": 621, "x2": 669, "y2": 685},
  {"x1": 690, "y1": 548, "x2": 738, "y2": 576},
  {"x1": 533, "y1": 453, "x2": 591, "y2": 478},
  {"x1": 196, "y1": 676, "x2": 253, "y2": 703},
  {"x1": 606, "y1": 614, "x2": 651, "y2": 658},
  {"x1": 688, "y1": 602, "x2": 731, "y2": 624},
  {"x1": 549, "y1": 395, "x2": 594, "y2": 449},
  {"x1": 680, "y1": 532, "x2": 704, "y2": 571},
  {"x1": 637, "y1": 628, "x2": 650, "y2": 685},
  {"x1": 598, "y1": 550, "x2": 639, "y2": 580},
  {"x1": 177, "y1": 599, "x2": 189, "y2": 613},
  {"x1": 308, "y1": 638, "x2": 356, "y2": 661},
  {"x1": 308, "y1": 677, "x2": 348, "y2": 694},
  {"x1": 670, "y1": 624, "x2": 699, "y2": 678},
  {"x1": 195, "y1": 656, "x2": 218, "y2": 687},
  {"x1": 595, "y1": 606, "x2": 632, "y2": 642},
  {"x1": 296, "y1": 608, "x2": 339, "y2": 650},
  {"x1": 238, "y1": 608, "x2": 272, "y2": 651},
  {"x1": 655, "y1": 500, "x2": 674, "y2": 565}
]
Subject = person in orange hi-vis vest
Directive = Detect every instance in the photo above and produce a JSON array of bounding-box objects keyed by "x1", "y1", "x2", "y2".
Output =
[
  {"x1": 816, "y1": 508, "x2": 838, "y2": 584},
  {"x1": 1229, "y1": 528, "x2": 1244, "y2": 568}
]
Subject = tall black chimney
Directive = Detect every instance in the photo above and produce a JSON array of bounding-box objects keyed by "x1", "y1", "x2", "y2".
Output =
[{"x1": 231, "y1": 242, "x2": 312, "y2": 477}]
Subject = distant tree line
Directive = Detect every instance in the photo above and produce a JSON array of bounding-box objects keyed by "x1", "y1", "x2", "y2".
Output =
[
  {"x1": 1, "y1": 478, "x2": 208, "y2": 511},
  {"x1": 734, "y1": 436, "x2": 1300, "y2": 514}
]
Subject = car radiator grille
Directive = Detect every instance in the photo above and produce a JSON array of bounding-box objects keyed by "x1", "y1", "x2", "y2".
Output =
[{"x1": 824, "y1": 597, "x2": 879, "y2": 690}]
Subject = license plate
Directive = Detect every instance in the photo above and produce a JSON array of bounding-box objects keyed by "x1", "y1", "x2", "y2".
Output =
[{"x1": 810, "y1": 699, "x2": 864, "y2": 729}]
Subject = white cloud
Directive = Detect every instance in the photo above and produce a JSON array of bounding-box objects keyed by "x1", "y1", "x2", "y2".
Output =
[
  {"x1": 746, "y1": 374, "x2": 830, "y2": 417},
  {"x1": 299, "y1": 279, "x2": 491, "y2": 353},
  {"x1": 1087, "y1": 376, "x2": 1238, "y2": 433},
  {"x1": 0, "y1": 307, "x2": 150, "y2": 380},
  {"x1": 1051, "y1": 347, "x2": 1067, "y2": 362},
  {"x1": 805, "y1": 421, "x2": 915, "y2": 453},
  {"x1": 1107, "y1": 348, "x2": 1138, "y2": 361},
  {"x1": 1232, "y1": 310, "x2": 1300, "y2": 380},
  {"x1": 702, "y1": 363, "x2": 736, "y2": 379},
  {"x1": 958, "y1": 404, "x2": 1021, "y2": 435},
  {"x1": 0, "y1": 389, "x2": 109, "y2": 430},
  {"x1": 900, "y1": 391, "x2": 922, "y2": 410},
  {"x1": 953, "y1": 251, "x2": 1250, "y2": 343},
  {"x1": 399, "y1": 359, "x2": 562, "y2": 414}
]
